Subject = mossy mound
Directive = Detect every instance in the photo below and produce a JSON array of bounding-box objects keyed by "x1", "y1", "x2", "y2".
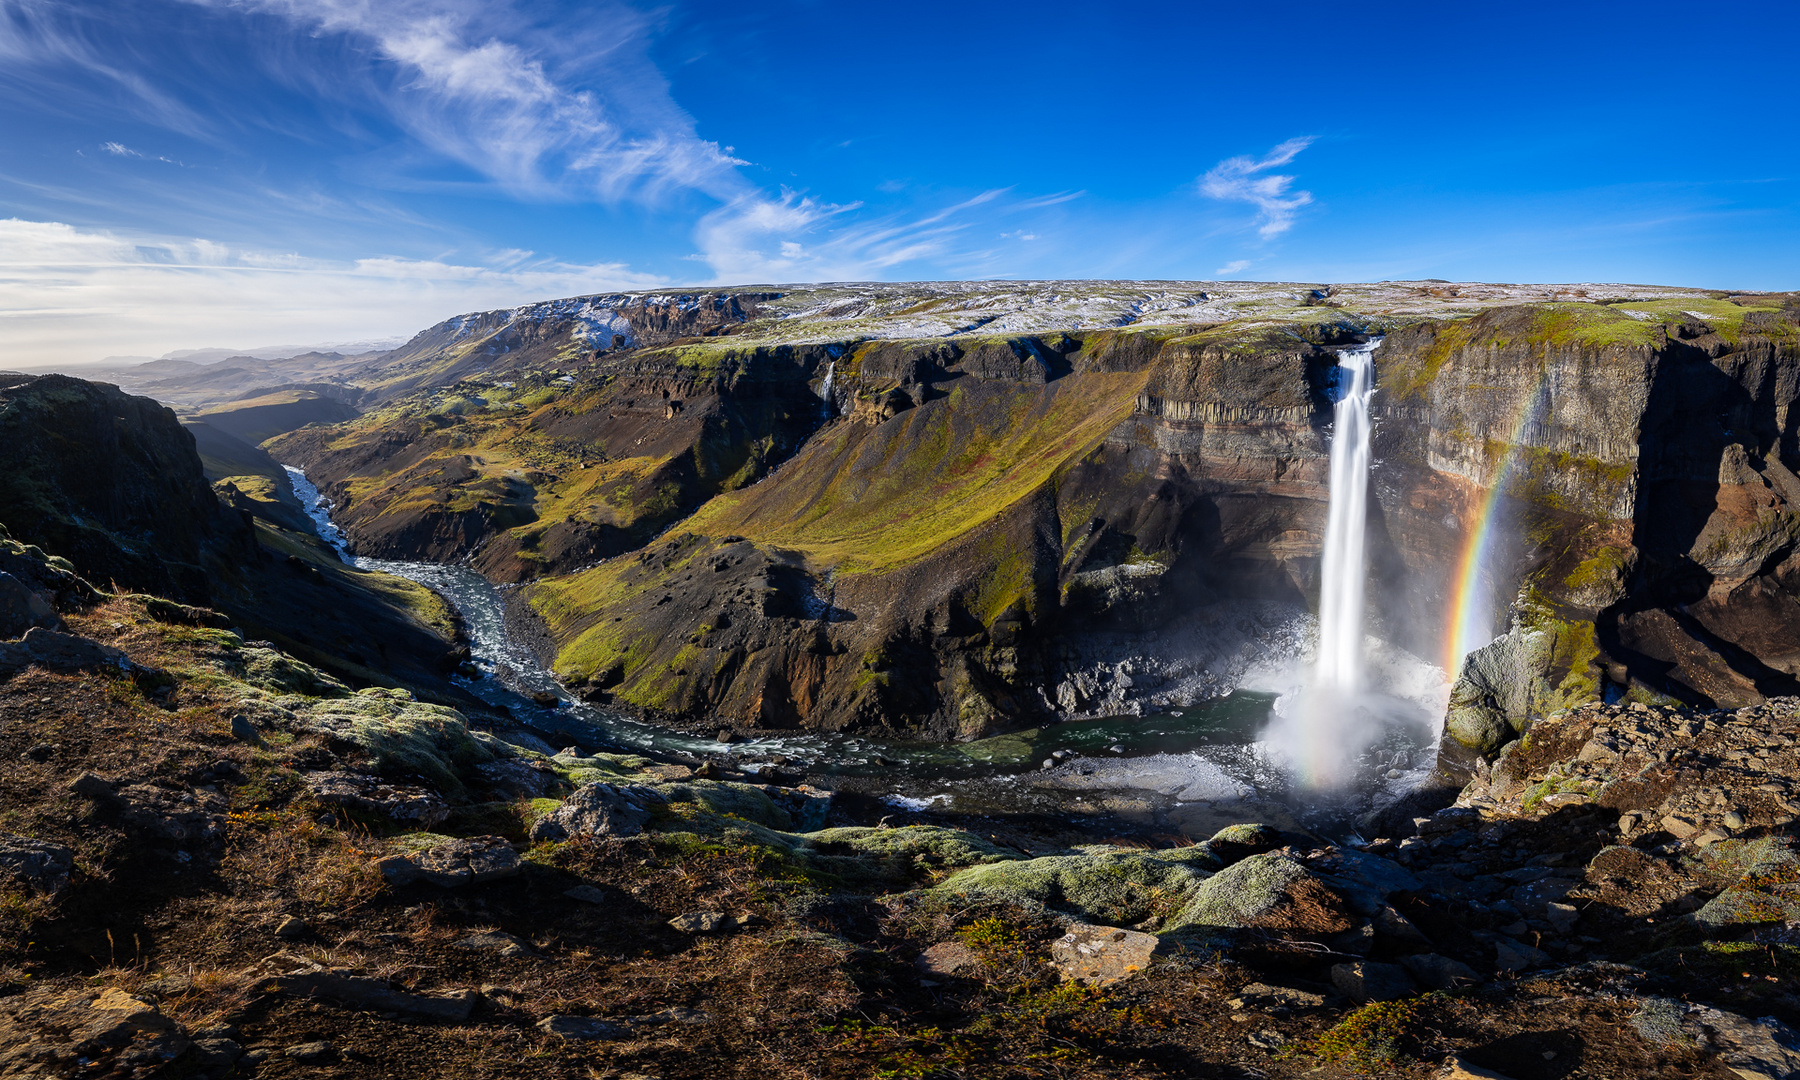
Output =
[
  {"x1": 238, "y1": 646, "x2": 348, "y2": 697},
  {"x1": 932, "y1": 845, "x2": 1223, "y2": 931},
  {"x1": 1173, "y1": 853, "x2": 1307, "y2": 930},
  {"x1": 297, "y1": 688, "x2": 501, "y2": 796},
  {"x1": 549, "y1": 750, "x2": 654, "y2": 785}
]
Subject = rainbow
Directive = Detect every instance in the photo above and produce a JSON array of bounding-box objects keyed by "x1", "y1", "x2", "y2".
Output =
[{"x1": 1441, "y1": 372, "x2": 1554, "y2": 678}]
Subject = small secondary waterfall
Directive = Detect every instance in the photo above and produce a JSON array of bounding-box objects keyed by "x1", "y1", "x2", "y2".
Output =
[
  {"x1": 819, "y1": 359, "x2": 836, "y2": 413},
  {"x1": 1313, "y1": 339, "x2": 1378, "y2": 693}
]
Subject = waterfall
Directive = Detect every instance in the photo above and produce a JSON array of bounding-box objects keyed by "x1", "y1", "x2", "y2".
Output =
[
  {"x1": 1313, "y1": 339, "x2": 1379, "y2": 693},
  {"x1": 819, "y1": 359, "x2": 836, "y2": 413},
  {"x1": 1260, "y1": 337, "x2": 1407, "y2": 790}
]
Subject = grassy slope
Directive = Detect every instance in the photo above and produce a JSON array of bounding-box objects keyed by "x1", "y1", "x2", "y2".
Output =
[
  {"x1": 277, "y1": 377, "x2": 683, "y2": 550},
  {"x1": 530, "y1": 370, "x2": 1150, "y2": 683}
]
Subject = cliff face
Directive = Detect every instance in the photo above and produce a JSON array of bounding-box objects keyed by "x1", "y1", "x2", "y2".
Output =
[
  {"x1": 1368, "y1": 304, "x2": 1800, "y2": 775},
  {"x1": 0, "y1": 373, "x2": 256, "y2": 603},
  {"x1": 243, "y1": 284, "x2": 1800, "y2": 745},
  {"x1": 0, "y1": 373, "x2": 478, "y2": 702}
]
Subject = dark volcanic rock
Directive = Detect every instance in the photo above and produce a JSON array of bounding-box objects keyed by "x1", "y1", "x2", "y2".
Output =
[
  {"x1": 529, "y1": 783, "x2": 665, "y2": 842},
  {"x1": 0, "y1": 834, "x2": 74, "y2": 896}
]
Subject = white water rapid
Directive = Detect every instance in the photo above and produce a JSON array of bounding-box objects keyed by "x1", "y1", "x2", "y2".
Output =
[{"x1": 1313, "y1": 339, "x2": 1378, "y2": 694}]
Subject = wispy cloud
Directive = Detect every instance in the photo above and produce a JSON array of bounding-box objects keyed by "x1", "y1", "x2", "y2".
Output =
[
  {"x1": 1214, "y1": 259, "x2": 1252, "y2": 276},
  {"x1": 2, "y1": 1, "x2": 1102, "y2": 292},
  {"x1": 686, "y1": 183, "x2": 1066, "y2": 283},
  {"x1": 195, "y1": 0, "x2": 749, "y2": 203},
  {"x1": 0, "y1": 1, "x2": 211, "y2": 135},
  {"x1": 100, "y1": 140, "x2": 183, "y2": 165},
  {"x1": 0, "y1": 218, "x2": 664, "y2": 366},
  {"x1": 1015, "y1": 190, "x2": 1086, "y2": 210},
  {"x1": 1200, "y1": 137, "x2": 1315, "y2": 238}
]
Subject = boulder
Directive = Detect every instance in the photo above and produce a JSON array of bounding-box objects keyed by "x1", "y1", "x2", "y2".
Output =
[
  {"x1": 306, "y1": 772, "x2": 451, "y2": 829},
  {"x1": 529, "y1": 783, "x2": 666, "y2": 842},
  {"x1": 763, "y1": 784, "x2": 832, "y2": 831},
  {"x1": 563, "y1": 884, "x2": 606, "y2": 904},
  {"x1": 111, "y1": 784, "x2": 228, "y2": 846},
  {"x1": 377, "y1": 836, "x2": 521, "y2": 888},
  {"x1": 1400, "y1": 952, "x2": 1481, "y2": 990},
  {"x1": 477, "y1": 758, "x2": 557, "y2": 798},
  {"x1": 0, "y1": 627, "x2": 137, "y2": 680},
  {"x1": 285, "y1": 1040, "x2": 337, "y2": 1063},
  {"x1": 667, "y1": 911, "x2": 727, "y2": 934},
  {"x1": 1492, "y1": 938, "x2": 1549, "y2": 972},
  {"x1": 1048, "y1": 923, "x2": 1162, "y2": 987},
  {"x1": 0, "y1": 834, "x2": 74, "y2": 896},
  {"x1": 1225, "y1": 983, "x2": 1328, "y2": 1011},
  {"x1": 934, "y1": 845, "x2": 1217, "y2": 931},
  {"x1": 262, "y1": 967, "x2": 479, "y2": 1021},
  {"x1": 1374, "y1": 904, "x2": 1433, "y2": 947},
  {"x1": 1691, "y1": 1006, "x2": 1800, "y2": 1080},
  {"x1": 1329, "y1": 960, "x2": 1416, "y2": 1003},
  {"x1": 0, "y1": 571, "x2": 58, "y2": 638},
  {"x1": 0, "y1": 986, "x2": 190, "y2": 1079},
  {"x1": 457, "y1": 931, "x2": 534, "y2": 957},
  {"x1": 1445, "y1": 636, "x2": 1535, "y2": 755}
]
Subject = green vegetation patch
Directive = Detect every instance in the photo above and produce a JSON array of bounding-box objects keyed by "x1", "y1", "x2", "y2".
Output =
[{"x1": 1306, "y1": 996, "x2": 1435, "y2": 1074}]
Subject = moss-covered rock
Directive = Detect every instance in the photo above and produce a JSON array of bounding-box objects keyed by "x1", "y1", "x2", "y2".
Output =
[
  {"x1": 1176, "y1": 854, "x2": 1312, "y2": 929},
  {"x1": 932, "y1": 848, "x2": 1215, "y2": 930}
]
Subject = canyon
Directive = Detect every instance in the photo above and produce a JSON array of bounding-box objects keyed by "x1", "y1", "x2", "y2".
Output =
[{"x1": 220, "y1": 281, "x2": 1800, "y2": 772}]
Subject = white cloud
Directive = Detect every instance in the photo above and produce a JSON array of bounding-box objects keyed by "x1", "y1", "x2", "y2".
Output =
[
  {"x1": 101, "y1": 141, "x2": 139, "y2": 156},
  {"x1": 1214, "y1": 259, "x2": 1252, "y2": 276},
  {"x1": 1200, "y1": 137, "x2": 1315, "y2": 238},
  {"x1": 0, "y1": 218, "x2": 664, "y2": 367}
]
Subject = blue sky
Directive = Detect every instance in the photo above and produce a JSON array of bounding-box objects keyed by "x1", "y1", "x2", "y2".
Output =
[{"x1": 3, "y1": 0, "x2": 1797, "y2": 363}]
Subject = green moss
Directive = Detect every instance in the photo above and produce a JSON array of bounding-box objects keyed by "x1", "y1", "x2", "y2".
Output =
[
  {"x1": 1384, "y1": 318, "x2": 1476, "y2": 400},
  {"x1": 1564, "y1": 545, "x2": 1632, "y2": 594}
]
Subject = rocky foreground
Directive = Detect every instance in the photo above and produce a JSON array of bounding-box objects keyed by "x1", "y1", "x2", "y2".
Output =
[{"x1": 1, "y1": 523, "x2": 1798, "y2": 1080}]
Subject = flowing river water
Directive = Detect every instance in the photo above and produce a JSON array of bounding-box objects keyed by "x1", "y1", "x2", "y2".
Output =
[{"x1": 284, "y1": 458, "x2": 1440, "y2": 837}]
